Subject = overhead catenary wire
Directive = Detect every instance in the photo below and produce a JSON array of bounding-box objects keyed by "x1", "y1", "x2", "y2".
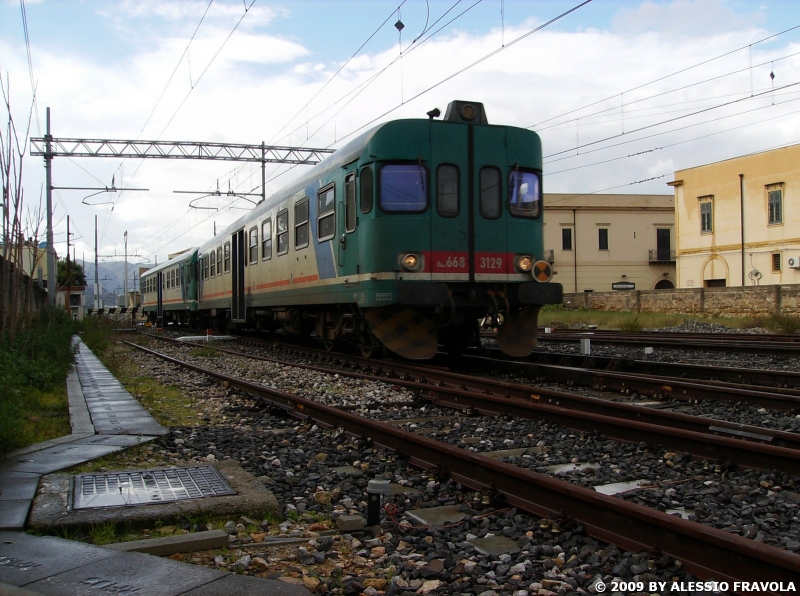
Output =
[{"x1": 530, "y1": 23, "x2": 800, "y2": 130}]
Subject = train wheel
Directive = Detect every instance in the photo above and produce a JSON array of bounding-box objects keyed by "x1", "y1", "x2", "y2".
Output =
[{"x1": 496, "y1": 306, "x2": 540, "y2": 357}]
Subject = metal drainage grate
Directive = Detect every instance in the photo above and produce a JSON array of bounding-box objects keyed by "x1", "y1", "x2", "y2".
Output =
[{"x1": 72, "y1": 466, "x2": 236, "y2": 509}]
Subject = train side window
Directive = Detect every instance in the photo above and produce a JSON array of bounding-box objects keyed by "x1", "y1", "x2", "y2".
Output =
[
  {"x1": 216, "y1": 247, "x2": 222, "y2": 275},
  {"x1": 508, "y1": 169, "x2": 541, "y2": 218},
  {"x1": 380, "y1": 164, "x2": 428, "y2": 212},
  {"x1": 317, "y1": 186, "x2": 335, "y2": 241},
  {"x1": 210, "y1": 252, "x2": 215, "y2": 277},
  {"x1": 295, "y1": 199, "x2": 309, "y2": 249},
  {"x1": 345, "y1": 173, "x2": 357, "y2": 232},
  {"x1": 203, "y1": 256, "x2": 209, "y2": 279},
  {"x1": 360, "y1": 166, "x2": 373, "y2": 214},
  {"x1": 437, "y1": 164, "x2": 459, "y2": 218},
  {"x1": 162, "y1": 275, "x2": 165, "y2": 290},
  {"x1": 479, "y1": 167, "x2": 501, "y2": 219},
  {"x1": 249, "y1": 226, "x2": 259, "y2": 263},
  {"x1": 224, "y1": 242, "x2": 231, "y2": 272},
  {"x1": 262, "y1": 219, "x2": 272, "y2": 260},
  {"x1": 277, "y1": 210, "x2": 289, "y2": 255}
]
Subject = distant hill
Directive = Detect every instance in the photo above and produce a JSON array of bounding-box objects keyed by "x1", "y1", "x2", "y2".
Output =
[{"x1": 80, "y1": 259, "x2": 150, "y2": 308}]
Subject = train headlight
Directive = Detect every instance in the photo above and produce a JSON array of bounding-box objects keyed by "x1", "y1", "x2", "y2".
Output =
[
  {"x1": 400, "y1": 253, "x2": 422, "y2": 272},
  {"x1": 515, "y1": 254, "x2": 533, "y2": 273},
  {"x1": 460, "y1": 104, "x2": 476, "y2": 121}
]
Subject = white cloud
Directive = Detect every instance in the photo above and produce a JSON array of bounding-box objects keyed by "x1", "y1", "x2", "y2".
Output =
[{"x1": 612, "y1": 0, "x2": 765, "y2": 35}]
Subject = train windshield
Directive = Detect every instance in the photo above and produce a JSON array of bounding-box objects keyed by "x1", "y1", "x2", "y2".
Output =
[
  {"x1": 380, "y1": 164, "x2": 428, "y2": 212},
  {"x1": 508, "y1": 170, "x2": 541, "y2": 218}
]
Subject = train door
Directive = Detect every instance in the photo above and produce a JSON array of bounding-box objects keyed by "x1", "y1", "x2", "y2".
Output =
[
  {"x1": 337, "y1": 168, "x2": 360, "y2": 277},
  {"x1": 472, "y1": 125, "x2": 509, "y2": 282},
  {"x1": 156, "y1": 271, "x2": 163, "y2": 319},
  {"x1": 231, "y1": 229, "x2": 246, "y2": 321},
  {"x1": 429, "y1": 124, "x2": 469, "y2": 279}
]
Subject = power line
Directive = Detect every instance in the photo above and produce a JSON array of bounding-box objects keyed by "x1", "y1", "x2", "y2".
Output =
[
  {"x1": 544, "y1": 79, "x2": 800, "y2": 159},
  {"x1": 530, "y1": 23, "x2": 800, "y2": 130}
]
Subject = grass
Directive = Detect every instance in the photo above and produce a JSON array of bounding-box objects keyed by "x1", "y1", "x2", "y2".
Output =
[
  {"x1": 190, "y1": 345, "x2": 220, "y2": 358},
  {"x1": 0, "y1": 308, "x2": 77, "y2": 455},
  {"x1": 538, "y1": 306, "x2": 764, "y2": 331}
]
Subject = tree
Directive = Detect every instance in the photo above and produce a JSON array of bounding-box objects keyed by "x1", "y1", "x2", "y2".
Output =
[{"x1": 57, "y1": 259, "x2": 86, "y2": 287}]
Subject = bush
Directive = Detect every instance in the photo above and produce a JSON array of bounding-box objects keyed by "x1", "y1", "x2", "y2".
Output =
[
  {"x1": 77, "y1": 316, "x2": 114, "y2": 353},
  {"x1": 768, "y1": 314, "x2": 800, "y2": 334},
  {"x1": 618, "y1": 316, "x2": 643, "y2": 333},
  {"x1": 0, "y1": 308, "x2": 77, "y2": 454}
]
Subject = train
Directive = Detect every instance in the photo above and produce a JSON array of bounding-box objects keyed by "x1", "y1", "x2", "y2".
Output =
[{"x1": 141, "y1": 100, "x2": 562, "y2": 359}]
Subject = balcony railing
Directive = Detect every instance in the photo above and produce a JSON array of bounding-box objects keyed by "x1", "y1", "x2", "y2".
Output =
[
  {"x1": 649, "y1": 249, "x2": 675, "y2": 263},
  {"x1": 543, "y1": 249, "x2": 555, "y2": 264}
]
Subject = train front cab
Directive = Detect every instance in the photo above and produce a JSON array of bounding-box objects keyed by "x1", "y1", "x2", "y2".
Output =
[{"x1": 356, "y1": 101, "x2": 562, "y2": 358}]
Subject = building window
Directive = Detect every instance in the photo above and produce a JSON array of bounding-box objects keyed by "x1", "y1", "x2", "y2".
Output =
[
  {"x1": 345, "y1": 174, "x2": 357, "y2": 232},
  {"x1": 768, "y1": 189, "x2": 783, "y2": 224},
  {"x1": 598, "y1": 228, "x2": 608, "y2": 250},
  {"x1": 277, "y1": 210, "x2": 289, "y2": 255},
  {"x1": 224, "y1": 242, "x2": 231, "y2": 273},
  {"x1": 772, "y1": 253, "x2": 782, "y2": 272},
  {"x1": 700, "y1": 200, "x2": 713, "y2": 233},
  {"x1": 317, "y1": 186, "x2": 335, "y2": 241},
  {"x1": 249, "y1": 226, "x2": 259, "y2": 263},
  {"x1": 262, "y1": 219, "x2": 272, "y2": 260},
  {"x1": 562, "y1": 228, "x2": 573, "y2": 251}
]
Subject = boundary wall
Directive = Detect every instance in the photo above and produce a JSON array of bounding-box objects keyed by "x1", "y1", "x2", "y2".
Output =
[{"x1": 562, "y1": 284, "x2": 800, "y2": 317}]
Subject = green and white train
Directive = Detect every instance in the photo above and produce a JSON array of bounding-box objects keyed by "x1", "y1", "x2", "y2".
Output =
[{"x1": 142, "y1": 100, "x2": 562, "y2": 358}]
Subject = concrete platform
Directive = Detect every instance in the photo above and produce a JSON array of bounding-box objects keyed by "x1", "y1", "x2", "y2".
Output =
[
  {"x1": 0, "y1": 339, "x2": 307, "y2": 595},
  {"x1": 0, "y1": 532, "x2": 309, "y2": 596}
]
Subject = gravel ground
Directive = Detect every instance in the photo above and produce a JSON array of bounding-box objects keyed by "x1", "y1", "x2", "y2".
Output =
[{"x1": 115, "y1": 338, "x2": 800, "y2": 595}]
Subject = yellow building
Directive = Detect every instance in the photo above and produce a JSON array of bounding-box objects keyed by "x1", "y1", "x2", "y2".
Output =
[
  {"x1": 670, "y1": 144, "x2": 800, "y2": 288},
  {"x1": 544, "y1": 194, "x2": 676, "y2": 293}
]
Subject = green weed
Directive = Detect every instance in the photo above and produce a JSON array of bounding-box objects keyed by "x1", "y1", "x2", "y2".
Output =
[
  {"x1": 89, "y1": 522, "x2": 118, "y2": 545},
  {"x1": 618, "y1": 316, "x2": 643, "y2": 333},
  {"x1": 767, "y1": 313, "x2": 800, "y2": 334}
]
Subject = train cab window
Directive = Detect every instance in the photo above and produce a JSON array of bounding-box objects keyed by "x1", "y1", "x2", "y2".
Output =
[
  {"x1": 216, "y1": 247, "x2": 222, "y2": 275},
  {"x1": 508, "y1": 170, "x2": 541, "y2": 218},
  {"x1": 345, "y1": 174, "x2": 357, "y2": 232},
  {"x1": 479, "y1": 167, "x2": 501, "y2": 219},
  {"x1": 437, "y1": 164, "x2": 459, "y2": 218},
  {"x1": 360, "y1": 166, "x2": 373, "y2": 214},
  {"x1": 249, "y1": 227, "x2": 259, "y2": 263},
  {"x1": 317, "y1": 186, "x2": 335, "y2": 241},
  {"x1": 380, "y1": 164, "x2": 428, "y2": 212},
  {"x1": 224, "y1": 242, "x2": 231, "y2": 272},
  {"x1": 277, "y1": 210, "x2": 289, "y2": 255},
  {"x1": 295, "y1": 200, "x2": 309, "y2": 249},
  {"x1": 262, "y1": 219, "x2": 272, "y2": 260}
]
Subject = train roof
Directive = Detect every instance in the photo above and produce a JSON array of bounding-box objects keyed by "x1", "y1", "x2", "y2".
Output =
[
  {"x1": 141, "y1": 248, "x2": 197, "y2": 276},
  {"x1": 197, "y1": 122, "x2": 385, "y2": 252}
]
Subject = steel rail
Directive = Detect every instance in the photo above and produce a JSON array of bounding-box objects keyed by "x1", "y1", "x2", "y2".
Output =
[
  {"x1": 484, "y1": 348, "x2": 800, "y2": 389},
  {"x1": 144, "y1": 335, "x2": 800, "y2": 468},
  {"x1": 124, "y1": 340, "x2": 800, "y2": 592},
  {"x1": 542, "y1": 328, "x2": 800, "y2": 343},
  {"x1": 537, "y1": 331, "x2": 800, "y2": 355},
  {"x1": 467, "y1": 356, "x2": 800, "y2": 411}
]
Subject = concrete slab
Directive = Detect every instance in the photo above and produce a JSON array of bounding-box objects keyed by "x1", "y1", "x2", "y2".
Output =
[
  {"x1": 404, "y1": 505, "x2": 466, "y2": 527},
  {"x1": 180, "y1": 573, "x2": 311, "y2": 596},
  {"x1": 481, "y1": 447, "x2": 545, "y2": 459},
  {"x1": 468, "y1": 535, "x2": 520, "y2": 556},
  {"x1": 593, "y1": 480, "x2": 648, "y2": 495},
  {"x1": 390, "y1": 483, "x2": 421, "y2": 496},
  {"x1": 544, "y1": 462, "x2": 597, "y2": 475},
  {"x1": 0, "y1": 474, "x2": 40, "y2": 502},
  {"x1": 0, "y1": 445, "x2": 124, "y2": 475},
  {"x1": 0, "y1": 532, "x2": 117, "y2": 587},
  {"x1": 69, "y1": 435, "x2": 156, "y2": 448},
  {"x1": 25, "y1": 550, "x2": 226, "y2": 596},
  {"x1": 0, "y1": 581, "x2": 47, "y2": 595},
  {"x1": 28, "y1": 461, "x2": 279, "y2": 532},
  {"x1": 2, "y1": 435, "x2": 96, "y2": 461},
  {"x1": 103, "y1": 530, "x2": 229, "y2": 556},
  {"x1": 0, "y1": 501, "x2": 32, "y2": 531},
  {"x1": 331, "y1": 466, "x2": 356, "y2": 475}
]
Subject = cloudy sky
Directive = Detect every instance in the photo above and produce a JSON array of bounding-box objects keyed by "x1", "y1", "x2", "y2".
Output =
[{"x1": 2, "y1": 0, "x2": 799, "y2": 290}]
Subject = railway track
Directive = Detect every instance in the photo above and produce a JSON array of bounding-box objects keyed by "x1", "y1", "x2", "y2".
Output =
[
  {"x1": 536, "y1": 329, "x2": 800, "y2": 356},
  {"x1": 142, "y1": 334, "x2": 800, "y2": 467},
  {"x1": 124, "y1": 339, "x2": 800, "y2": 591}
]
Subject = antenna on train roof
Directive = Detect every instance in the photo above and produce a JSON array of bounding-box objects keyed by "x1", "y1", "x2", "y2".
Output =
[{"x1": 427, "y1": 108, "x2": 441, "y2": 120}]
